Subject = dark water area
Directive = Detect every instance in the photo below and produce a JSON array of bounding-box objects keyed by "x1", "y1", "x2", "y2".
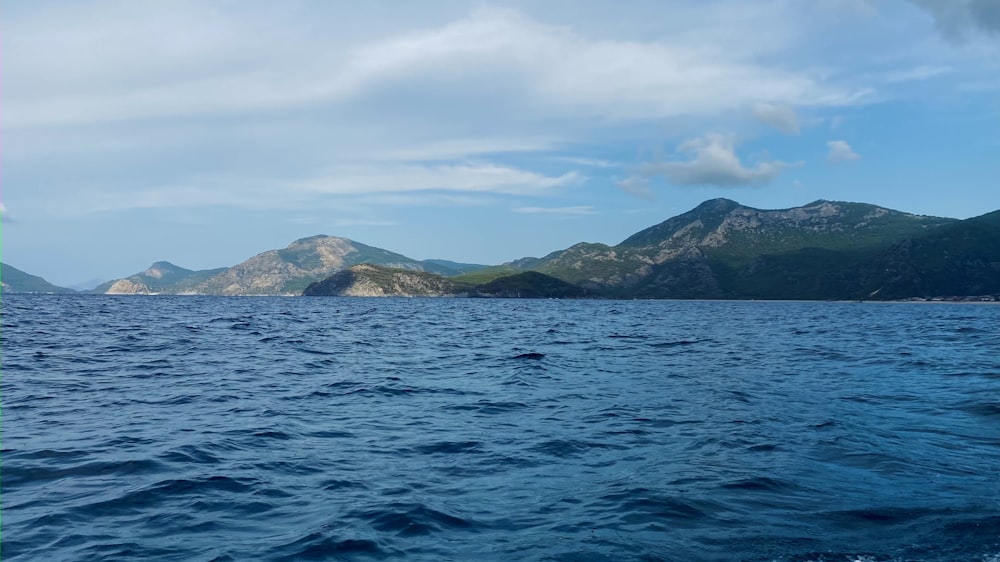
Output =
[{"x1": 3, "y1": 295, "x2": 999, "y2": 561}]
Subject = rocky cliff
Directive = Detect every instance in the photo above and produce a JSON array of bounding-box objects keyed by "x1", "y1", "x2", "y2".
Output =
[{"x1": 105, "y1": 279, "x2": 152, "y2": 295}]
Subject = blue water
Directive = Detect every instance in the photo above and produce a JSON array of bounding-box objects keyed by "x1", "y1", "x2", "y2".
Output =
[{"x1": 3, "y1": 295, "x2": 999, "y2": 561}]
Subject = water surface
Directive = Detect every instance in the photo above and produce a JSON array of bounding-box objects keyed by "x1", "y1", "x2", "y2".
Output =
[{"x1": 4, "y1": 296, "x2": 999, "y2": 560}]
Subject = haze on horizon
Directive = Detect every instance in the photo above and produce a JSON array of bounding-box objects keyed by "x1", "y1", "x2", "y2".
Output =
[{"x1": 2, "y1": 0, "x2": 999, "y2": 287}]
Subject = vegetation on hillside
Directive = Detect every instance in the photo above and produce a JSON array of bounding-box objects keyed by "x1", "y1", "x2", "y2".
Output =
[
  {"x1": 1, "y1": 263, "x2": 75, "y2": 293},
  {"x1": 56, "y1": 199, "x2": 999, "y2": 300}
]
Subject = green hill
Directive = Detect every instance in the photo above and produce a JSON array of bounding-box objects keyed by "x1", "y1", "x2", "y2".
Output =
[
  {"x1": 91, "y1": 261, "x2": 227, "y2": 294},
  {"x1": 1, "y1": 263, "x2": 75, "y2": 293},
  {"x1": 303, "y1": 265, "x2": 592, "y2": 299},
  {"x1": 497, "y1": 199, "x2": 970, "y2": 300},
  {"x1": 419, "y1": 259, "x2": 489, "y2": 276},
  {"x1": 473, "y1": 271, "x2": 589, "y2": 298},
  {"x1": 862, "y1": 209, "x2": 1000, "y2": 299},
  {"x1": 29, "y1": 199, "x2": 1000, "y2": 300}
]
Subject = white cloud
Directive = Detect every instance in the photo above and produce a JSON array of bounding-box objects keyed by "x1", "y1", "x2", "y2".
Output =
[
  {"x1": 884, "y1": 65, "x2": 952, "y2": 83},
  {"x1": 345, "y1": 193, "x2": 500, "y2": 208},
  {"x1": 550, "y1": 156, "x2": 618, "y2": 168},
  {"x1": 512, "y1": 206, "x2": 596, "y2": 215},
  {"x1": 827, "y1": 140, "x2": 861, "y2": 164},
  {"x1": 751, "y1": 102, "x2": 800, "y2": 134},
  {"x1": 0, "y1": 202, "x2": 12, "y2": 223},
  {"x1": 291, "y1": 163, "x2": 581, "y2": 196},
  {"x1": 372, "y1": 137, "x2": 561, "y2": 161},
  {"x1": 641, "y1": 134, "x2": 794, "y2": 187},
  {"x1": 48, "y1": 163, "x2": 581, "y2": 216},
  {"x1": 616, "y1": 177, "x2": 655, "y2": 200}
]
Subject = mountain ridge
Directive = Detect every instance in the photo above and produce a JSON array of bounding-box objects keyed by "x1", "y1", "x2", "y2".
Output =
[
  {"x1": 23, "y1": 198, "x2": 997, "y2": 300},
  {"x1": 305, "y1": 199, "x2": 994, "y2": 301},
  {"x1": 302, "y1": 265, "x2": 590, "y2": 299},
  {"x1": 1, "y1": 263, "x2": 76, "y2": 293},
  {"x1": 95, "y1": 236, "x2": 490, "y2": 295},
  {"x1": 489, "y1": 199, "x2": 960, "y2": 297},
  {"x1": 93, "y1": 261, "x2": 228, "y2": 294}
]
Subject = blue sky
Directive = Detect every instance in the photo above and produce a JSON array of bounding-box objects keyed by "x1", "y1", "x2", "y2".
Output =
[{"x1": 3, "y1": 0, "x2": 999, "y2": 287}]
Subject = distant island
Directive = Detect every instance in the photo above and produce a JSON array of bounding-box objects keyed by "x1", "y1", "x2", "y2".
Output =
[
  {"x1": 301, "y1": 266, "x2": 591, "y2": 299},
  {"x1": 4, "y1": 199, "x2": 999, "y2": 301},
  {"x1": 1, "y1": 263, "x2": 77, "y2": 294}
]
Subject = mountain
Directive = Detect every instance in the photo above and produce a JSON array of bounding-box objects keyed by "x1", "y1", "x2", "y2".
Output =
[
  {"x1": 74, "y1": 199, "x2": 1000, "y2": 300},
  {"x1": 303, "y1": 264, "x2": 590, "y2": 299},
  {"x1": 473, "y1": 271, "x2": 590, "y2": 298},
  {"x1": 483, "y1": 198, "x2": 968, "y2": 300},
  {"x1": 193, "y1": 236, "x2": 439, "y2": 295},
  {"x1": 1, "y1": 263, "x2": 75, "y2": 293},
  {"x1": 303, "y1": 264, "x2": 468, "y2": 297},
  {"x1": 419, "y1": 259, "x2": 489, "y2": 276},
  {"x1": 100, "y1": 236, "x2": 455, "y2": 295},
  {"x1": 861, "y1": 209, "x2": 1000, "y2": 299},
  {"x1": 92, "y1": 261, "x2": 228, "y2": 294}
]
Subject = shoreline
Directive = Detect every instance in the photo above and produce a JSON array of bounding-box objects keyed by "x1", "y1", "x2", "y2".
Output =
[{"x1": 7, "y1": 292, "x2": 999, "y2": 304}]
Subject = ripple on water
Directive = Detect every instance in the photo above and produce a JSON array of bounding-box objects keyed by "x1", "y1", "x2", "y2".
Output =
[{"x1": 3, "y1": 296, "x2": 1000, "y2": 561}]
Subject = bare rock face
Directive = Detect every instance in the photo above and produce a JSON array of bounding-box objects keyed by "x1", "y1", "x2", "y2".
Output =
[{"x1": 106, "y1": 279, "x2": 151, "y2": 295}]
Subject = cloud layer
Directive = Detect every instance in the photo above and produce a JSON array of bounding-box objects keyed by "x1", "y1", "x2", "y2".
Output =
[
  {"x1": 5, "y1": 5, "x2": 864, "y2": 130},
  {"x1": 5, "y1": 0, "x2": 999, "y2": 286},
  {"x1": 2, "y1": 1, "x2": 884, "y2": 221}
]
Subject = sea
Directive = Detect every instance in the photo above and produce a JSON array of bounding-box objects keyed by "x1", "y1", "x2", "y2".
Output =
[{"x1": 3, "y1": 295, "x2": 999, "y2": 561}]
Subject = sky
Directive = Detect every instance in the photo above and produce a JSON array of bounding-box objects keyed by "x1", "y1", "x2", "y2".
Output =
[{"x1": 2, "y1": 0, "x2": 999, "y2": 288}]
